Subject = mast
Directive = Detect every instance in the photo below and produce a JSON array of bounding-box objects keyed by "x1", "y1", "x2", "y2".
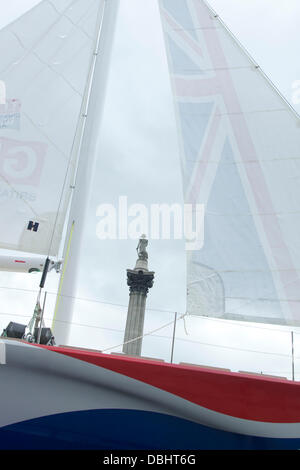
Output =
[{"x1": 52, "y1": 0, "x2": 120, "y2": 345}]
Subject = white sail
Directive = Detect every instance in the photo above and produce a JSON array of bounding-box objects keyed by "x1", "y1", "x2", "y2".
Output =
[
  {"x1": 52, "y1": 0, "x2": 120, "y2": 346},
  {"x1": 0, "y1": 0, "x2": 104, "y2": 256},
  {"x1": 159, "y1": 0, "x2": 300, "y2": 326}
]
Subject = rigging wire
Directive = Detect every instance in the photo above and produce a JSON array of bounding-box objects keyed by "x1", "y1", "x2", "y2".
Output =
[
  {"x1": 0, "y1": 310, "x2": 293, "y2": 359},
  {"x1": 0, "y1": 283, "x2": 299, "y2": 333}
]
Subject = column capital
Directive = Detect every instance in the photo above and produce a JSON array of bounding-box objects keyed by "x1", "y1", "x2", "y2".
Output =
[{"x1": 127, "y1": 269, "x2": 154, "y2": 295}]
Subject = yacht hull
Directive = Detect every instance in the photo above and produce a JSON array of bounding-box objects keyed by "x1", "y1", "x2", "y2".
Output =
[{"x1": 1, "y1": 339, "x2": 300, "y2": 450}]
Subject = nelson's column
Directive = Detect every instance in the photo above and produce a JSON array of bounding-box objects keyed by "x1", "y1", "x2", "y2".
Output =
[{"x1": 123, "y1": 235, "x2": 154, "y2": 356}]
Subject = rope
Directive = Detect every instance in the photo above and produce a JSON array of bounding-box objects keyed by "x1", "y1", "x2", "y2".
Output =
[{"x1": 101, "y1": 313, "x2": 187, "y2": 353}]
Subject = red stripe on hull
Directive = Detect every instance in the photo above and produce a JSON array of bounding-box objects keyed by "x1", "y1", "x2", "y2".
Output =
[{"x1": 39, "y1": 345, "x2": 300, "y2": 424}]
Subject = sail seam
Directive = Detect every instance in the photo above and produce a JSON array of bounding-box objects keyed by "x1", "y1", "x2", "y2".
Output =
[
  {"x1": 6, "y1": 30, "x2": 87, "y2": 99},
  {"x1": 201, "y1": 0, "x2": 300, "y2": 121},
  {"x1": 23, "y1": 112, "x2": 68, "y2": 160},
  {"x1": 31, "y1": 51, "x2": 84, "y2": 98},
  {"x1": 46, "y1": 0, "x2": 97, "y2": 40},
  {"x1": 1, "y1": 0, "x2": 79, "y2": 78}
]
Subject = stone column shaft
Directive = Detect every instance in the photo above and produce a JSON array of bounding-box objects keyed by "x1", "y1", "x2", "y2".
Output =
[
  {"x1": 123, "y1": 291, "x2": 146, "y2": 356},
  {"x1": 123, "y1": 268, "x2": 154, "y2": 356}
]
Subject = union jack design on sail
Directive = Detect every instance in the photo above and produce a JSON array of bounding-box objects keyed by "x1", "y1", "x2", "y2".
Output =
[{"x1": 159, "y1": 0, "x2": 300, "y2": 326}]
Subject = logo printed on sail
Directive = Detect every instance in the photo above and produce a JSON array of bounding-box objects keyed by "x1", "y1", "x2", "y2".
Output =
[
  {"x1": 0, "y1": 99, "x2": 21, "y2": 130},
  {"x1": 27, "y1": 221, "x2": 39, "y2": 232},
  {"x1": 0, "y1": 137, "x2": 47, "y2": 186}
]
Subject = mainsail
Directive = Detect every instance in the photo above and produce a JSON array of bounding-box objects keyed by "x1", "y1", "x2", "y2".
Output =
[
  {"x1": 159, "y1": 0, "x2": 300, "y2": 326},
  {"x1": 0, "y1": 0, "x2": 103, "y2": 256}
]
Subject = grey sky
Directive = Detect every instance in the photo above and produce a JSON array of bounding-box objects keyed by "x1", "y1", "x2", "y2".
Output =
[{"x1": 0, "y1": 0, "x2": 300, "y2": 378}]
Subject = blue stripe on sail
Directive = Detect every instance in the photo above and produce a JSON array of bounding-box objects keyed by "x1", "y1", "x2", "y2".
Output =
[
  {"x1": 162, "y1": 0, "x2": 198, "y2": 41},
  {"x1": 1, "y1": 409, "x2": 300, "y2": 450},
  {"x1": 168, "y1": 37, "x2": 204, "y2": 75},
  {"x1": 179, "y1": 102, "x2": 214, "y2": 189},
  {"x1": 194, "y1": 138, "x2": 282, "y2": 320}
]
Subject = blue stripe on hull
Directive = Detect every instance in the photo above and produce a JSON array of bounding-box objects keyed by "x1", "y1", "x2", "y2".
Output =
[{"x1": 1, "y1": 410, "x2": 300, "y2": 450}]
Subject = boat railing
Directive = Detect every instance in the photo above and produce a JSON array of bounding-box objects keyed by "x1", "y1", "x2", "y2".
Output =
[{"x1": 0, "y1": 285, "x2": 298, "y2": 381}]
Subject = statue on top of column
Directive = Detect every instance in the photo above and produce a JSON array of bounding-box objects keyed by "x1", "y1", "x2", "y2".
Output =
[{"x1": 136, "y1": 234, "x2": 148, "y2": 261}]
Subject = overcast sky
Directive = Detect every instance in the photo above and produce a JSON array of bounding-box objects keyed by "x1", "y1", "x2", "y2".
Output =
[{"x1": 0, "y1": 0, "x2": 300, "y2": 378}]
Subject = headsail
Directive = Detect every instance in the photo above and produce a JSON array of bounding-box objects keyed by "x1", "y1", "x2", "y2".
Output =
[
  {"x1": 159, "y1": 0, "x2": 300, "y2": 325},
  {"x1": 0, "y1": 0, "x2": 104, "y2": 256}
]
